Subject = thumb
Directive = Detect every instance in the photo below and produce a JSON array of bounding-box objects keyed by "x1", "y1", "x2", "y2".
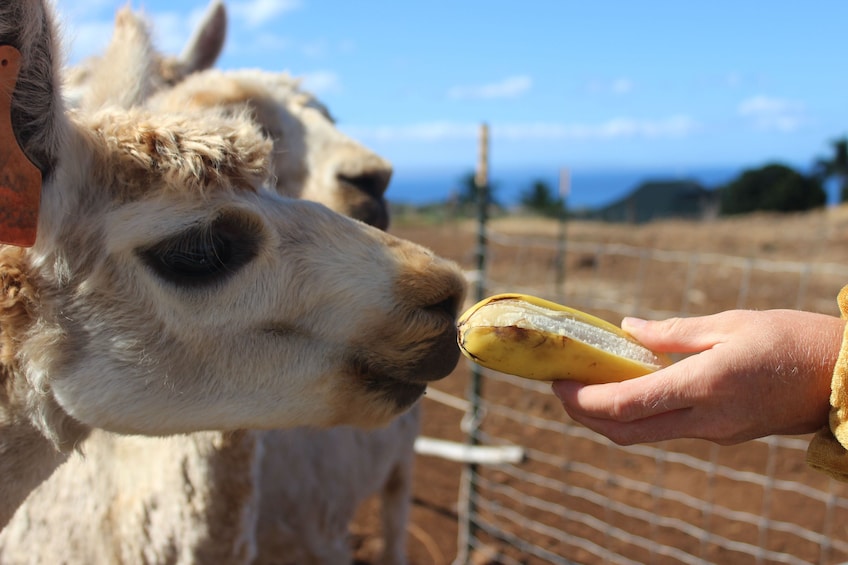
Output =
[{"x1": 622, "y1": 315, "x2": 722, "y2": 354}]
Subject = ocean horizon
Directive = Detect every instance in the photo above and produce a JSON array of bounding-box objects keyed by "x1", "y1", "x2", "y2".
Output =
[{"x1": 386, "y1": 163, "x2": 832, "y2": 211}]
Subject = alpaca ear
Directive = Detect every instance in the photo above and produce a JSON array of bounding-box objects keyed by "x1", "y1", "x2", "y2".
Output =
[
  {"x1": 0, "y1": 0, "x2": 67, "y2": 247},
  {"x1": 79, "y1": 6, "x2": 158, "y2": 110},
  {"x1": 0, "y1": 0, "x2": 66, "y2": 180},
  {"x1": 178, "y1": 0, "x2": 227, "y2": 74},
  {"x1": 0, "y1": 45, "x2": 42, "y2": 247}
]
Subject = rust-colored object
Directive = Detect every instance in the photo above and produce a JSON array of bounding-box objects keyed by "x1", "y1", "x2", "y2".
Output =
[{"x1": 0, "y1": 45, "x2": 41, "y2": 247}]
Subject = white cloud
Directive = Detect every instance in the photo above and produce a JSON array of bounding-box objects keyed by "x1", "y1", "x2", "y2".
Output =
[
  {"x1": 300, "y1": 70, "x2": 340, "y2": 94},
  {"x1": 345, "y1": 115, "x2": 699, "y2": 142},
  {"x1": 447, "y1": 75, "x2": 533, "y2": 100},
  {"x1": 57, "y1": 0, "x2": 115, "y2": 21},
  {"x1": 725, "y1": 72, "x2": 743, "y2": 88},
  {"x1": 149, "y1": 11, "x2": 193, "y2": 55},
  {"x1": 737, "y1": 95, "x2": 807, "y2": 132},
  {"x1": 250, "y1": 33, "x2": 292, "y2": 52},
  {"x1": 737, "y1": 95, "x2": 796, "y2": 116},
  {"x1": 585, "y1": 77, "x2": 635, "y2": 95},
  {"x1": 230, "y1": 0, "x2": 301, "y2": 28},
  {"x1": 611, "y1": 78, "x2": 634, "y2": 94},
  {"x1": 503, "y1": 115, "x2": 698, "y2": 140},
  {"x1": 63, "y1": 19, "x2": 115, "y2": 63},
  {"x1": 347, "y1": 122, "x2": 479, "y2": 142},
  {"x1": 338, "y1": 39, "x2": 357, "y2": 55},
  {"x1": 228, "y1": 33, "x2": 354, "y2": 61}
]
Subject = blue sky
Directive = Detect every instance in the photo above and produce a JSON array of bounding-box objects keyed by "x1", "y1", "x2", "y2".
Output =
[{"x1": 55, "y1": 1, "x2": 848, "y2": 179}]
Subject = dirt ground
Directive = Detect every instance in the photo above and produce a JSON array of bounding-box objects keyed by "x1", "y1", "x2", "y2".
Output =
[{"x1": 348, "y1": 209, "x2": 848, "y2": 565}]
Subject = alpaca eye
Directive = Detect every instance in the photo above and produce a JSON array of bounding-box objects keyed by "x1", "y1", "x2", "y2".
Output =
[{"x1": 140, "y1": 214, "x2": 260, "y2": 287}]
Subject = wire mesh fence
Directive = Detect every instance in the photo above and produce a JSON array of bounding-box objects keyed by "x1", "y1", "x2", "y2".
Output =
[{"x1": 434, "y1": 222, "x2": 848, "y2": 565}]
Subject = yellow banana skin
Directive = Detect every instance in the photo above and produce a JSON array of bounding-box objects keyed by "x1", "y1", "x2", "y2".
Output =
[{"x1": 456, "y1": 293, "x2": 671, "y2": 383}]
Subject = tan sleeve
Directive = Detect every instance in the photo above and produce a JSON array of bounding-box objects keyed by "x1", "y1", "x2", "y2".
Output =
[{"x1": 807, "y1": 285, "x2": 848, "y2": 481}]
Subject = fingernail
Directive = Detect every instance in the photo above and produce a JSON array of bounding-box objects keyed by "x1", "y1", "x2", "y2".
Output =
[
  {"x1": 622, "y1": 316, "x2": 647, "y2": 331},
  {"x1": 551, "y1": 381, "x2": 573, "y2": 402},
  {"x1": 551, "y1": 382, "x2": 564, "y2": 401}
]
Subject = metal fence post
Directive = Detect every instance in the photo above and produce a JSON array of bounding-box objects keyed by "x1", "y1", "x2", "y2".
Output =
[
  {"x1": 554, "y1": 168, "x2": 569, "y2": 300},
  {"x1": 454, "y1": 123, "x2": 489, "y2": 565}
]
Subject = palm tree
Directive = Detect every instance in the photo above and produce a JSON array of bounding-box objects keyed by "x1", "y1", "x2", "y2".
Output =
[
  {"x1": 520, "y1": 179, "x2": 563, "y2": 217},
  {"x1": 815, "y1": 136, "x2": 848, "y2": 203},
  {"x1": 453, "y1": 171, "x2": 499, "y2": 210}
]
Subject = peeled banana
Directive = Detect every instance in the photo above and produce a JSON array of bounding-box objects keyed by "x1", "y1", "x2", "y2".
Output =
[{"x1": 456, "y1": 293, "x2": 670, "y2": 383}]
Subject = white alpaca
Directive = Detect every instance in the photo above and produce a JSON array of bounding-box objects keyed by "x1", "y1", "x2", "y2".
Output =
[
  {"x1": 0, "y1": 0, "x2": 464, "y2": 544},
  {"x1": 1, "y1": 5, "x2": 434, "y2": 564}
]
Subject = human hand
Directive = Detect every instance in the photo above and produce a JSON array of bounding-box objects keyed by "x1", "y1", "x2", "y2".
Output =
[{"x1": 551, "y1": 309, "x2": 845, "y2": 445}]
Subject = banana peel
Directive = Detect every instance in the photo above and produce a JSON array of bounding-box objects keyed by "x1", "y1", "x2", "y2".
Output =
[{"x1": 456, "y1": 293, "x2": 671, "y2": 383}]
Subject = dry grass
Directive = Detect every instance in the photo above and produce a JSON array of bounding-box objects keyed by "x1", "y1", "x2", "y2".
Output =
[{"x1": 484, "y1": 205, "x2": 848, "y2": 264}]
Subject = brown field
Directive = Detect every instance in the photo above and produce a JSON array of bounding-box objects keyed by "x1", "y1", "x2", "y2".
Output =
[{"x1": 350, "y1": 208, "x2": 848, "y2": 565}]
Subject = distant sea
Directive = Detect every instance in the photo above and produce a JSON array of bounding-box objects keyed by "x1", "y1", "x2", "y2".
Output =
[{"x1": 386, "y1": 165, "x2": 829, "y2": 211}]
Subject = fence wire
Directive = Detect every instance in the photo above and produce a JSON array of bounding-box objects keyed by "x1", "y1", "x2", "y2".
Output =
[{"x1": 434, "y1": 224, "x2": 848, "y2": 565}]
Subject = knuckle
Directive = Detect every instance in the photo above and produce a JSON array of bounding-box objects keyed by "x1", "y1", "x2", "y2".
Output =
[{"x1": 610, "y1": 394, "x2": 636, "y2": 422}]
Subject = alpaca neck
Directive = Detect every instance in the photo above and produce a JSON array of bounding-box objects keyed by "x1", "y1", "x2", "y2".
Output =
[
  {"x1": 0, "y1": 412, "x2": 68, "y2": 530},
  {"x1": 0, "y1": 360, "x2": 87, "y2": 530}
]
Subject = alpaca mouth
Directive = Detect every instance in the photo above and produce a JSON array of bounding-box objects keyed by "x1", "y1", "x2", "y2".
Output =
[
  {"x1": 365, "y1": 376, "x2": 428, "y2": 412},
  {"x1": 348, "y1": 356, "x2": 427, "y2": 411},
  {"x1": 349, "y1": 333, "x2": 459, "y2": 410},
  {"x1": 407, "y1": 323, "x2": 461, "y2": 382},
  {"x1": 350, "y1": 196, "x2": 389, "y2": 231}
]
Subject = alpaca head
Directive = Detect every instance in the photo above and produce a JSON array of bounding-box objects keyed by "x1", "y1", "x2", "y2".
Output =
[
  {"x1": 1, "y1": 0, "x2": 464, "y2": 450},
  {"x1": 150, "y1": 70, "x2": 393, "y2": 230}
]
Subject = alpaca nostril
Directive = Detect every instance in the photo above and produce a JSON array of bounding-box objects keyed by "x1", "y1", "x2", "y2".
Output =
[
  {"x1": 394, "y1": 252, "x2": 467, "y2": 322},
  {"x1": 426, "y1": 294, "x2": 461, "y2": 321},
  {"x1": 421, "y1": 263, "x2": 467, "y2": 321},
  {"x1": 422, "y1": 274, "x2": 465, "y2": 323},
  {"x1": 337, "y1": 169, "x2": 391, "y2": 200},
  {"x1": 336, "y1": 171, "x2": 391, "y2": 230}
]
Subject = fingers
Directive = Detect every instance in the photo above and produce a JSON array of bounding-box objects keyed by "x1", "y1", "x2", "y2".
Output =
[
  {"x1": 553, "y1": 374, "x2": 728, "y2": 445},
  {"x1": 551, "y1": 313, "x2": 734, "y2": 425},
  {"x1": 552, "y1": 363, "x2": 702, "y2": 424},
  {"x1": 552, "y1": 310, "x2": 845, "y2": 446},
  {"x1": 622, "y1": 313, "x2": 728, "y2": 353},
  {"x1": 564, "y1": 408, "x2": 694, "y2": 445}
]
